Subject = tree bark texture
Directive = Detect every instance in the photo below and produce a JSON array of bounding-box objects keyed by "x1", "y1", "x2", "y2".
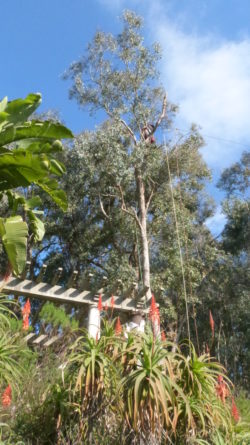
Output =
[{"x1": 136, "y1": 168, "x2": 151, "y2": 302}]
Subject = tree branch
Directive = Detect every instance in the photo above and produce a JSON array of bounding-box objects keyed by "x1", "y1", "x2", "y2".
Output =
[
  {"x1": 119, "y1": 119, "x2": 138, "y2": 145},
  {"x1": 153, "y1": 94, "x2": 167, "y2": 133},
  {"x1": 99, "y1": 194, "x2": 110, "y2": 220},
  {"x1": 140, "y1": 94, "x2": 167, "y2": 143},
  {"x1": 146, "y1": 187, "x2": 155, "y2": 213},
  {"x1": 103, "y1": 103, "x2": 138, "y2": 146},
  {"x1": 117, "y1": 184, "x2": 142, "y2": 229}
]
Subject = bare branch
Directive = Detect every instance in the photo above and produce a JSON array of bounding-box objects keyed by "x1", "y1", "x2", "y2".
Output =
[
  {"x1": 99, "y1": 194, "x2": 110, "y2": 220},
  {"x1": 146, "y1": 188, "x2": 155, "y2": 213},
  {"x1": 117, "y1": 184, "x2": 142, "y2": 229},
  {"x1": 145, "y1": 177, "x2": 156, "y2": 212},
  {"x1": 140, "y1": 94, "x2": 167, "y2": 143},
  {"x1": 120, "y1": 119, "x2": 138, "y2": 145},
  {"x1": 103, "y1": 104, "x2": 138, "y2": 145},
  {"x1": 153, "y1": 93, "x2": 167, "y2": 133}
]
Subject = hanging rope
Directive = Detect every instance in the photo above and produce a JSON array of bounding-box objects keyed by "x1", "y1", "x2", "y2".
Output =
[
  {"x1": 163, "y1": 133, "x2": 191, "y2": 344},
  {"x1": 174, "y1": 138, "x2": 200, "y2": 354}
]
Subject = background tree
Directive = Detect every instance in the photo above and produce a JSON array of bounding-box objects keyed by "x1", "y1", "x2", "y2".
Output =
[
  {"x1": 196, "y1": 151, "x2": 249, "y2": 386},
  {"x1": 30, "y1": 11, "x2": 214, "y2": 342}
]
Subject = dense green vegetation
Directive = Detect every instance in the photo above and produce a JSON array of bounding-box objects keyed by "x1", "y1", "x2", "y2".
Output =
[{"x1": 0, "y1": 10, "x2": 249, "y2": 445}]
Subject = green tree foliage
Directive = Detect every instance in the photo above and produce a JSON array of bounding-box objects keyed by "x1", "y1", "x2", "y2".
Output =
[
  {"x1": 33, "y1": 11, "x2": 214, "y2": 348},
  {"x1": 195, "y1": 151, "x2": 250, "y2": 387},
  {"x1": 0, "y1": 10, "x2": 248, "y2": 444}
]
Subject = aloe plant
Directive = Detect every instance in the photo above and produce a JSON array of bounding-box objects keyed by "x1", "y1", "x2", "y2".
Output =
[
  {"x1": 121, "y1": 330, "x2": 189, "y2": 437},
  {"x1": 67, "y1": 331, "x2": 119, "y2": 402}
]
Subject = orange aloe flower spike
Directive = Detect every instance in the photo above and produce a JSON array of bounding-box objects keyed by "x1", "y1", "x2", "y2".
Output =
[
  {"x1": 209, "y1": 310, "x2": 215, "y2": 337},
  {"x1": 115, "y1": 317, "x2": 122, "y2": 335},
  {"x1": 97, "y1": 294, "x2": 103, "y2": 311},
  {"x1": 2, "y1": 385, "x2": 12, "y2": 407}
]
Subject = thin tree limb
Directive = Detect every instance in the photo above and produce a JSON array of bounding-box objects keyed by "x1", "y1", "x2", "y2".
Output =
[
  {"x1": 140, "y1": 94, "x2": 167, "y2": 142},
  {"x1": 104, "y1": 104, "x2": 138, "y2": 145},
  {"x1": 153, "y1": 94, "x2": 167, "y2": 133},
  {"x1": 99, "y1": 194, "x2": 110, "y2": 220},
  {"x1": 117, "y1": 184, "x2": 142, "y2": 229},
  {"x1": 145, "y1": 179, "x2": 156, "y2": 212},
  {"x1": 119, "y1": 119, "x2": 138, "y2": 145}
]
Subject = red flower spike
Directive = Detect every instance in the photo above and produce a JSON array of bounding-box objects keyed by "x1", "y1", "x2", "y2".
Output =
[
  {"x1": 22, "y1": 299, "x2": 31, "y2": 317},
  {"x1": 97, "y1": 294, "x2": 103, "y2": 311},
  {"x1": 209, "y1": 310, "x2": 215, "y2": 338},
  {"x1": 22, "y1": 314, "x2": 29, "y2": 331},
  {"x1": 115, "y1": 317, "x2": 122, "y2": 335},
  {"x1": 149, "y1": 294, "x2": 157, "y2": 320},
  {"x1": 22, "y1": 298, "x2": 31, "y2": 330},
  {"x1": 149, "y1": 294, "x2": 160, "y2": 327},
  {"x1": 110, "y1": 295, "x2": 114, "y2": 309},
  {"x1": 161, "y1": 331, "x2": 166, "y2": 341},
  {"x1": 205, "y1": 343, "x2": 210, "y2": 355},
  {"x1": 2, "y1": 384, "x2": 12, "y2": 407},
  {"x1": 231, "y1": 398, "x2": 240, "y2": 422},
  {"x1": 215, "y1": 375, "x2": 229, "y2": 403}
]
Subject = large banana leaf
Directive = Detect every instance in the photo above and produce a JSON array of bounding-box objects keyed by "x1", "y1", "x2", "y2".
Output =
[
  {"x1": 0, "y1": 120, "x2": 73, "y2": 146},
  {"x1": 0, "y1": 216, "x2": 28, "y2": 275},
  {"x1": 1, "y1": 93, "x2": 42, "y2": 125},
  {"x1": 0, "y1": 93, "x2": 73, "y2": 274}
]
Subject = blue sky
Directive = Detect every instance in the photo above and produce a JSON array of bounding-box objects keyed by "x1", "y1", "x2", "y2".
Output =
[{"x1": 1, "y1": 0, "x2": 250, "y2": 234}]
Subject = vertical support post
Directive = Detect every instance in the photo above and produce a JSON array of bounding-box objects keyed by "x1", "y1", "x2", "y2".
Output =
[
  {"x1": 21, "y1": 261, "x2": 31, "y2": 280},
  {"x1": 126, "y1": 312, "x2": 145, "y2": 334},
  {"x1": 88, "y1": 305, "x2": 100, "y2": 339},
  {"x1": 36, "y1": 264, "x2": 47, "y2": 283}
]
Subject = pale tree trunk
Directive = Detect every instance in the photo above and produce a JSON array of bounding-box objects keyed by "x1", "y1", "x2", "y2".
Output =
[
  {"x1": 136, "y1": 168, "x2": 151, "y2": 302},
  {"x1": 118, "y1": 95, "x2": 167, "y2": 307}
]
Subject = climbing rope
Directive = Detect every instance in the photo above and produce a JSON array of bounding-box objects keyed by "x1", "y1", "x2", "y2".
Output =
[
  {"x1": 174, "y1": 136, "x2": 200, "y2": 354},
  {"x1": 163, "y1": 133, "x2": 191, "y2": 344}
]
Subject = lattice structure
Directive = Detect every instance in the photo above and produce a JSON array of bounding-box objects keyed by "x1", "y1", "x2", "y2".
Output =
[
  {"x1": 2, "y1": 263, "x2": 150, "y2": 314},
  {"x1": 1, "y1": 262, "x2": 155, "y2": 339}
]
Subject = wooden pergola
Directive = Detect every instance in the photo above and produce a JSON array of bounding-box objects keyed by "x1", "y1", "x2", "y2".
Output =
[{"x1": 1, "y1": 262, "x2": 155, "y2": 342}]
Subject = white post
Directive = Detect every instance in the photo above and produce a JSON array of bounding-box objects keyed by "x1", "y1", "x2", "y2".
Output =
[
  {"x1": 88, "y1": 305, "x2": 100, "y2": 339},
  {"x1": 126, "y1": 313, "x2": 145, "y2": 334}
]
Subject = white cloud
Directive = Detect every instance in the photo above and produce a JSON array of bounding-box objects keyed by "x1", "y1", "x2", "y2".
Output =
[
  {"x1": 150, "y1": 6, "x2": 250, "y2": 168},
  {"x1": 97, "y1": 0, "x2": 250, "y2": 171},
  {"x1": 205, "y1": 206, "x2": 227, "y2": 237}
]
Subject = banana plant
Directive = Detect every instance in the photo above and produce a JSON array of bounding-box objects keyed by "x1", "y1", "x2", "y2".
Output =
[{"x1": 0, "y1": 93, "x2": 73, "y2": 275}]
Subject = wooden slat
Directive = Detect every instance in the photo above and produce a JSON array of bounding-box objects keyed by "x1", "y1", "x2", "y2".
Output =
[
  {"x1": 43, "y1": 335, "x2": 61, "y2": 347},
  {"x1": 33, "y1": 334, "x2": 47, "y2": 345},
  {"x1": 23, "y1": 332, "x2": 36, "y2": 342},
  {"x1": 2, "y1": 276, "x2": 148, "y2": 314}
]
